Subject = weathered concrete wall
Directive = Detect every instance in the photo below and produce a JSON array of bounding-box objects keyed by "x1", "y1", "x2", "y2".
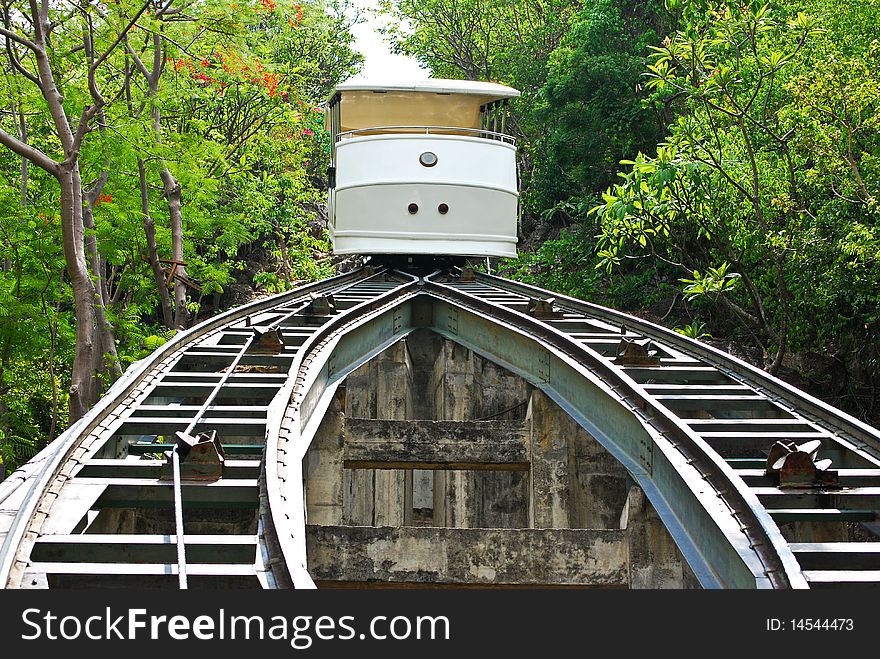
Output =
[
  {"x1": 526, "y1": 389, "x2": 630, "y2": 530},
  {"x1": 343, "y1": 418, "x2": 529, "y2": 469},
  {"x1": 307, "y1": 525, "x2": 628, "y2": 586},
  {"x1": 430, "y1": 338, "x2": 532, "y2": 528},
  {"x1": 431, "y1": 340, "x2": 529, "y2": 422},
  {"x1": 303, "y1": 393, "x2": 345, "y2": 526},
  {"x1": 341, "y1": 340, "x2": 413, "y2": 526},
  {"x1": 620, "y1": 486, "x2": 700, "y2": 589},
  {"x1": 433, "y1": 470, "x2": 529, "y2": 529},
  {"x1": 344, "y1": 338, "x2": 413, "y2": 420},
  {"x1": 303, "y1": 331, "x2": 702, "y2": 588}
]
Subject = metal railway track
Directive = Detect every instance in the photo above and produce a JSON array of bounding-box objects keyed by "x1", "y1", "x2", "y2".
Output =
[
  {"x1": 2, "y1": 264, "x2": 879, "y2": 589},
  {"x1": 441, "y1": 271, "x2": 880, "y2": 588},
  {"x1": 0, "y1": 265, "x2": 404, "y2": 588}
]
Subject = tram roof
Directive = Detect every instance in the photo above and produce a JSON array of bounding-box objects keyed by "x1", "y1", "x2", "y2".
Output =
[{"x1": 331, "y1": 78, "x2": 520, "y2": 103}]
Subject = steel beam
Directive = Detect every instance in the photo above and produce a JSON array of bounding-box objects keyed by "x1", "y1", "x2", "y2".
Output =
[
  {"x1": 273, "y1": 285, "x2": 796, "y2": 588},
  {"x1": 79, "y1": 478, "x2": 259, "y2": 508}
]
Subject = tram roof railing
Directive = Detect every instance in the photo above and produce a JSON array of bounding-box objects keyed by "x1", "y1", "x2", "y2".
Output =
[{"x1": 337, "y1": 125, "x2": 516, "y2": 145}]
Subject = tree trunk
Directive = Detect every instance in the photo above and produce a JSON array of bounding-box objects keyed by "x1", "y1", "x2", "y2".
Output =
[
  {"x1": 139, "y1": 159, "x2": 174, "y2": 327},
  {"x1": 160, "y1": 167, "x2": 190, "y2": 329},
  {"x1": 276, "y1": 219, "x2": 291, "y2": 286},
  {"x1": 40, "y1": 271, "x2": 62, "y2": 443},
  {"x1": 32, "y1": 8, "x2": 99, "y2": 422},
  {"x1": 83, "y1": 169, "x2": 122, "y2": 382},
  {"x1": 0, "y1": 336, "x2": 10, "y2": 482},
  {"x1": 58, "y1": 164, "x2": 98, "y2": 422}
]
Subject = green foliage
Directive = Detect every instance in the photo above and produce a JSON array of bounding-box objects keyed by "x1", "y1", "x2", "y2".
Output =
[
  {"x1": 320, "y1": 0, "x2": 880, "y2": 422},
  {"x1": 675, "y1": 320, "x2": 713, "y2": 340},
  {"x1": 679, "y1": 263, "x2": 740, "y2": 300},
  {"x1": 498, "y1": 224, "x2": 604, "y2": 301},
  {"x1": 591, "y1": 2, "x2": 830, "y2": 356},
  {"x1": 530, "y1": 0, "x2": 673, "y2": 211},
  {"x1": 1, "y1": 356, "x2": 69, "y2": 475},
  {"x1": 0, "y1": 0, "x2": 362, "y2": 458},
  {"x1": 577, "y1": 0, "x2": 880, "y2": 419}
]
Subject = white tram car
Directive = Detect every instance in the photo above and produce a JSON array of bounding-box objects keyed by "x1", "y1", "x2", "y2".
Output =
[{"x1": 325, "y1": 79, "x2": 521, "y2": 258}]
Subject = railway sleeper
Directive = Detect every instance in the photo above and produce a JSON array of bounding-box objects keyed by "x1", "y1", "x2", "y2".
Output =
[
  {"x1": 31, "y1": 534, "x2": 257, "y2": 564},
  {"x1": 22, "y1": 563, "x2": 260, "y2": 589}
]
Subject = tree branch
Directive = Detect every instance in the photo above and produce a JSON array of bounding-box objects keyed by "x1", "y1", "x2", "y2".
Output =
[
  {"x1": 88, "y1": 0, "x2": 153, "y2": 106},
  {"x1": 0, "y1": 126, "x2": 58, "y2": 174},
  {"x1": 4, "y1": 36, "x2": 42, "y2": 88},
  {"x1": 0, "y1": 24, "x2": 37, "y2": 52}
]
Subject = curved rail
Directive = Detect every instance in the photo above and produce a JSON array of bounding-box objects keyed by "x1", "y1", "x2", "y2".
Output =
[
  {"x1": 0, "y1": 266, "x2": 399, "y2": 588},
  {"x1": 3, "y1": 264, "x2": 880, "y2": 589},
  {"x1": 474, "y1": 271, "x2": 880, "y2": 461},
  {"x1": 452, "y1": 270, "x2": 880, "y2": 588},
  {"x1": 265, "y1": 267, "x2": 880, "y2": 589}
]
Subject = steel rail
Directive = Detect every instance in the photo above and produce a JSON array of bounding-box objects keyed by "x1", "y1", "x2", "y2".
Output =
[
  {"x1": 171, "y1": 446, "x2": 187, "y2": 589},
  {"x1": 266, "y1": 270, "x2": 812, "y2": 588},
  {"x1": 262, "y1": 270, "x2": 425, "y2": 588},
  {"x1": 6, "y1": 264, "x2": 880, "y2": 589},
  {"x1": 474, "y1": 271, "x2": 880, "y2": 461},
  {"x1": 448, "y1": 271, "x2": 880, "y2": 587},
  {"x1": 161, "y1": 291, "x2": 323, "y2": 585},
  {"x1": 0, "y1": 266, "x2": 377, "y2": 588},
  {"x1": 421, "y1": 274, "x2": 803, "y2": 588}
]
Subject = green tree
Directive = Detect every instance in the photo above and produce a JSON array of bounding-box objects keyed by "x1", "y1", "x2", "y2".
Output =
[
  {"x1": 592, "y1": 0, "x2": 880, "y2": 387},
  {"x1": 530, "y1": 0, "x2": 673, "y2": 217},
  {"x1": 0, "y1": 1, "x2": 155, "y2": 420},
  {"x1": 0, "y1": 0, "x2": 362, "y2": 472}
]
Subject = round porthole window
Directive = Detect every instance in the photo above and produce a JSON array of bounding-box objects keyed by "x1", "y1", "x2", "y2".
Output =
[{"x1": 419, "y1": 152, "x2": 438, "y2": 167}]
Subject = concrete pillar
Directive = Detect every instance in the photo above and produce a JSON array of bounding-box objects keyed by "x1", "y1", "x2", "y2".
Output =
[
  {"x1": 569, "y1": 424, "x2": 630, "y2": 531},
  {"x1": 474, "y1": 359, "x2": 530, "y2": 420},
  {"x1": 465, "y1": 471, "x2": 529, "y2": 528},
  {"x1": 411, "y1": 469, "x2": 434, "y2": 526},
  {"x1": 620, "y1": 485, "x2": 699, "y2": 588},
  {"x1": 433, "y1": 470, "x2": 468, "y2": 528},
  {"x1": 406, "y1": 329, "x2": 443, "y2": 523},
  {"x1": 303, "y1": 394, "x2": 344, "y2": 526},
  {"x1": 433, "y1": 341, "x2": 477, "y2": 421},
  {"x1": 372, "y1": 341, "x2": 410, "y2": 526},
  {"x1": 432, "y1": 341, "x2": 473, "y2": 528},
  {"x1": 526, "y1": 390, "x2": 571, "y2": 529},
  {"x1": 524, "y1": 389, "x2": 629, "y2": 530},
  {"x1": 341, "y1": 340, "x2": 413, "y2": 526},
  {"x1": 430, "y1": 340, "x2": 531, "y2": 528},
  {"x1": 344, "y1": 360, "x2": 377, "y2": 419},
  {"x1": 342, "y1": 469, "x2": 374, "y2": 526}
]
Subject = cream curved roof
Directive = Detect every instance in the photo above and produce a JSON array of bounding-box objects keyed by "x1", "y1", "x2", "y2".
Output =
[{"x1": 333, "y1": 78, "x2": 520, "y2": 101}]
